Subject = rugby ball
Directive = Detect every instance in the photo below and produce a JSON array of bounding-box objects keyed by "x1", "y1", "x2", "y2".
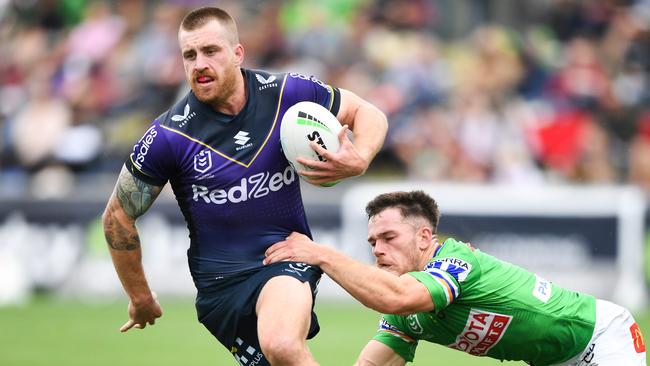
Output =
[{"x1": 280, "y1": 101, "x2": 342, "y2": 186}]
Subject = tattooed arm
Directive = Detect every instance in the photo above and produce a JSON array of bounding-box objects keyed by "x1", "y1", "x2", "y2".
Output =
[{"x1": 102, "y1": 165, "x2": 164, "y2": 332}]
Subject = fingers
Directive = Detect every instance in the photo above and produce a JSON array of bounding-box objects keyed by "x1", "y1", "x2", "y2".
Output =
[
  {"x1": 287, "y1": 232, "x2": 305, "y2": 239},
  {"x1": 264, "y1": 248, "x2": 290, "y2": 265},
  {"x1": 265, "y1": 241, "x2": 285, "y2": 257},
  {"x1": 297, "y1": 144, "x2": 331, "y2": 170},
  {"x1": 120, "y1": 319, "x2": 135, "y2": 332},
  {"x1": 264, "y1": 232, "x2": 310, "y2": 265},
  {"x1": 337, "y1": 125, "x2": 350, "y2": 143},
  {"x1": 120, "y1": 319, "x2": 157, "y2": 332}
]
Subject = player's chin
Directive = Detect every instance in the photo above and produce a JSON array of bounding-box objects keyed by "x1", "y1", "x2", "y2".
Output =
[{"x1": 192, "y1": 85, "x2": 217, "y2": 101}]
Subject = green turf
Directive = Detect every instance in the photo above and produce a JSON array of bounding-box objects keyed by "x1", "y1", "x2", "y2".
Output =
[{"x1": 0, "y1": 296, "x2": 648, "y2": 365}]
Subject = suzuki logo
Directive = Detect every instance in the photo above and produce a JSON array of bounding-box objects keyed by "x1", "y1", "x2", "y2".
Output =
[
  {"x1": 234, "y1": 131, "x2": 251, "y2": 146},
  {"x1": 193, "y1": 149, "x2": 212, "y2": 174}
]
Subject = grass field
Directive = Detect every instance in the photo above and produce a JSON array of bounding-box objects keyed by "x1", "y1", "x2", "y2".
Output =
[{"x1": 1, "y1": 296, "x2": 648, "y2": 366}]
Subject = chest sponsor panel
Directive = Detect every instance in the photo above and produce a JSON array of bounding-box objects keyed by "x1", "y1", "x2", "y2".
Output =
[
  {"x1": 448, "y1": 309, "x2": 512, "y2": 356},
  {"x1": 191, "y1": 165, "x2": 296, "y2": 205}
]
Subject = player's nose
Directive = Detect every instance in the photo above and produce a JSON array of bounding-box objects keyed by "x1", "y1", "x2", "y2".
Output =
[
  {"x1": 372, "y1": 241, "x2": 386, "y2": 257},
  {"x1": 194, "y1": 53, "x2": 210, "y2": 70}
]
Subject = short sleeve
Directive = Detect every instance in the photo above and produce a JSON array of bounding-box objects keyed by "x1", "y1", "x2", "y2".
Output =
[
  {"x1": 124, "y1": 121, "x2": 174, "y2": 186},
  {"x1": 284, "y1": 72, "x2": 341, "y2": 116},
  {"x1": 408, "y1": 266, "x2": 461, "y2": 312},
  {"x1": 371, "y1": 315, "x2": 418, "y2": 362}
]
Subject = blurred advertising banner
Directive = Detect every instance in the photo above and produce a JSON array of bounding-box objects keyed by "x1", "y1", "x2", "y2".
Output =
[{"x1": 0, "y1": 197, "x2": 341, "y2": 305}]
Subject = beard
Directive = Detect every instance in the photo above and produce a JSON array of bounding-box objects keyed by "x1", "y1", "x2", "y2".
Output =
[{"x1": 191, "y1": 66, "x2": 239, "y2": 108}]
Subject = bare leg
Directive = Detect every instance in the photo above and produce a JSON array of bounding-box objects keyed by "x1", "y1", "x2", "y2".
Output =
[{"x1": 256, "y1": 276, "x2": 319, "y2": 366}]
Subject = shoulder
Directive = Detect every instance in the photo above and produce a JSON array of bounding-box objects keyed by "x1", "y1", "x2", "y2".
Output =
[
  {"x1": 245, "y1": 68, "x2": 286, "y2": 90},
  {"x1": 284, "y1": 71, "x2": 330, "y2": 90},
  {"x1": 423, "y1": 238, "x2": 478, "y2": 283},
  {"x1": 156, "y1": 92, "x2": 193, "y2": 129}
]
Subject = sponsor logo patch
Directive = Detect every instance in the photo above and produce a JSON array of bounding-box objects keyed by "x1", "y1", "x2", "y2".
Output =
[
  {"x1": 406, "y1": 314, "x2": 424, "y2": 335},
  {"x1": 289, "y1": 72, "x2": 330, "y2": 92},
  {"x1": 631, "y1": 323, "x2": 646, "y2": 353},
  {"x1": 171, "y1": 103, "x2": 196, "y2": 127},
  {"x1": 378, "y1": 318, "x2": 416, "y2": 344},
  {"x1": 255, "y1": 73, "x2": 278, "y2": 90},
  {"x1": 234, "y1": 131, "x2": 253, "y2": 151},
  {"x1": 426, "y1": 258, "x2": 472, "y2": 282},
  {"x1": 232, "y1": 337, "x2": 265, "y2": 365},
  {"x1": 192, "y1": 165, "x2": 296, "y2": 204},
  {"x1": 580, "y1": 342, "x2": 596, "y2": 363},
  {"x1": 130, "y1": 125, "x2": 158, "y2": 170},
  {"x1": 283, "y1": 263, "x2": 311, "y2": 277},
  {"x1": 448, "y1": 309, "x2": 512, "y2": 356},
  {"x1": 533, "y1": 275, "x2": 552, "y2": 303},
  {"x1": 193, "y1": 149, "x2": 212, "y2": 174}
]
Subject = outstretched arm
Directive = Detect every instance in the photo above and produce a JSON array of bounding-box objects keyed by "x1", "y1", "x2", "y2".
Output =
[
  {"x1": 355, "y1": 340, "x2": 406, "y2": 366},
  {"x1": 298, "y1": 89, "x2": 388, "y2": 185},
  {"x1": 264, "y1": 233, "x2": 433, "y2": 315},
  {"x1": 102, "y1": 165, "x2": 163, "y2": 332}
]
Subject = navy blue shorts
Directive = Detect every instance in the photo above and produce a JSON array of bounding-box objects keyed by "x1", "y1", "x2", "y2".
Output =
[{"x1": 195, "y1": 262, "x2": 322, "y2": 365}]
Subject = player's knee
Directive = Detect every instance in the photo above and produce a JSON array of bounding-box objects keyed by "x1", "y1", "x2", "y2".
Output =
[{"x1": 259, "y1": 335, "x2": 306, "y2": 365}]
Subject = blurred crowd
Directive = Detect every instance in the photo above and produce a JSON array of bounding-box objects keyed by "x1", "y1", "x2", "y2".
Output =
[{"x1": 1, "y1": 0, "x2": 650, "y2": 198}]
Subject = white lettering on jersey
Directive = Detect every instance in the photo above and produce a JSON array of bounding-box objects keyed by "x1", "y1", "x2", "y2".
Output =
[
  {"x1": 130, "y1": 125, "x2": 158, "y2": 170},
  {"x1": 533, "y1": 275, "x2": 552, "y2": 303},
  {"x1": 192, "y1": 165, "x2": 296, "y2": 204},
  {"x1": 448, "y1": 309, "x2": 512, "y2": 356},
  {"x1": 288, "y1": 72, "x2": 330, "y2": 92},
  {"x1": 426, "y1": 258, "x2": 472, "y2": 282}
]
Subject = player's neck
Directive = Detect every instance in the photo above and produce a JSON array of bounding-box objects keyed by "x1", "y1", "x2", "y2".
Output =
[{"x1": 418, "y1": 240, "x2": 439, "y2": 270}]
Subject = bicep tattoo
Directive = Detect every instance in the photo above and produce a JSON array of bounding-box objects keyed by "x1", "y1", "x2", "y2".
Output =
[
  {"x1": 103, "y1": 167, "x2": 163, "y2": 251},
  {"x1": 115, "y1": 167, "x2": 162, "y2": 219}
]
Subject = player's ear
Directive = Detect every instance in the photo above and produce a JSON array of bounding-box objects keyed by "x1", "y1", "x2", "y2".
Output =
[
  {"x1": 234, "y1": 43, "x2": 244, "y2": 66},
  {"x1": 416, "y1": 226, "x2": 433, "y2": 250}
]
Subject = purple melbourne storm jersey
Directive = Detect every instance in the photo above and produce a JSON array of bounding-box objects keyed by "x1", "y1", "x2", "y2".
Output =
[{"x1": 125, "y1": 69, "x2": 341, "y2": 289}]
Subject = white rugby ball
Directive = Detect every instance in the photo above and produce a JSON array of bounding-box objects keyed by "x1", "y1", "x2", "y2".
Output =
[{"x1": 280, "y1": 101, "x2": 342, "y2": 186}]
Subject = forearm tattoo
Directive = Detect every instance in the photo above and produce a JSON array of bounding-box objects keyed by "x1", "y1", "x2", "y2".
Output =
[{"x1": 104, "y1": 167, "x2": 162, "y2": 251}]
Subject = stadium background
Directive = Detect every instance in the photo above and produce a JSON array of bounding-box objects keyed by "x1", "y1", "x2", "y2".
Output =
[{"x1": 1, "y1": 0, "x2": 650, "y2": 365}]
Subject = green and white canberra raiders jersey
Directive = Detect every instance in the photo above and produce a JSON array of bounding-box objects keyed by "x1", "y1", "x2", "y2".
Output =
[{"x1": 374, "y1": 238, "x2": 596, "y2": 365}]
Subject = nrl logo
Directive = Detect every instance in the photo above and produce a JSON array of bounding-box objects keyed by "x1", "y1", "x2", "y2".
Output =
[
  {"x1": 193, "y1": 149, "x2": 212, "y2": 174},
  {"x1": 406, "y1": 314, "x2": 424, "y2": 334}
]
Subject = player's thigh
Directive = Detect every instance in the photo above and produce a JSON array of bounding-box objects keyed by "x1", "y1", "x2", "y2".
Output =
[
  {"x1": 592, "y1": 300, "x2": 646, "y2": 365},
  {"x1": 256, "y1": 275, "x2": 313, "y2": 340}
]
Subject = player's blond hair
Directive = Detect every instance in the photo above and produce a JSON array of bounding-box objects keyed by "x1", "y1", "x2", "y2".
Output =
[{"x1": 180, "y1": 7, "x2": 239, "y2": 45}]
